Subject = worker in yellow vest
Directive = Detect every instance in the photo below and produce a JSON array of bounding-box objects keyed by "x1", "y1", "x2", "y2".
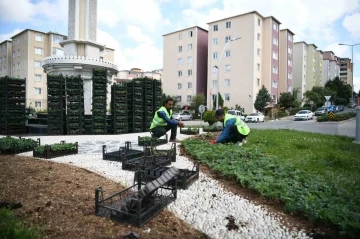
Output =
[
  {"x1": 211, "y1": 109, "x2": 250, "y2": 146},
  {"x1": 150, "y1": 98, "x2": 185, "y2": 143}
]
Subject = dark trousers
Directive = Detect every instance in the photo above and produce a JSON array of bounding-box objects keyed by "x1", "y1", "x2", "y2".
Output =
[
  {"x1": 222, "y1": 125, "x2": 248, "y2": 143},
  {"x1": 151, "y1": 124, "x2": 177, "y2": 139}
]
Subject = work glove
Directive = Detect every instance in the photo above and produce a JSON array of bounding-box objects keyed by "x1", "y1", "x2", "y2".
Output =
[{"x1": 210, "y1": 140, "x2": 216, "y2": 145}]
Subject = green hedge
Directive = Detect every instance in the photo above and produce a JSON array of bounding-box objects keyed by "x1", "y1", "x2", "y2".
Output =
[
  {"x1": 277, "y1": 111, "x2": 288, "y2": 118},
  {"x1": 317, "y1": 112, "x2": 356, "y2": 122}
]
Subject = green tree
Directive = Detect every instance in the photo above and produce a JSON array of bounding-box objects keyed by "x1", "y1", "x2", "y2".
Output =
[
  {"x1": 324, "y1": 76, "x2": 352, "y2": 105},
  {"x1": 254, "y1": 85, "x2": 271, "y2": 112},
  {"x1": 190, "y1": 93, "x2": 206, "y2": 114},
  {"x1": 160, "y1": 93, "x2": 181, "y2": 112},
  {"x1": 278, "y1": 92, "x2": 295, "y2": 109},
  {"x1": 292, "y1": 88, "x2": 301, "y2": 108},
  {"x1": 212, "y1": 92, "x2": 224, "y2": 109}
]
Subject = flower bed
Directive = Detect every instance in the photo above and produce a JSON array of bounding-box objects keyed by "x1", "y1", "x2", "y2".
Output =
[
  {"x1": 316, "y1": 112, "x2": 356, "y2": 122},
  {"x1": 33, "y1": 141, "x2": 78, "y2": 159},
  {"x1": 0, "y1": 136, "x2": 39, "y2": 155},
  {"x1": 203, "y1": 125, "x2": 222, "y2": 132},
  {"x1": 180, "y1": 127, "x2": 199, "y2": 135},
  {"x1": 138, "y1": 134, "x2": 168, "y2": 146}
]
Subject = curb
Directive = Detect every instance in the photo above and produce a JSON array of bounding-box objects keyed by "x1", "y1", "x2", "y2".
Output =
[{"x1": 316, "y1": 117, "x2": 356, "y2": 124}]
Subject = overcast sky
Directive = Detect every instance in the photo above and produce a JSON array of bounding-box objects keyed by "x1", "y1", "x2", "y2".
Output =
[{"x1": 0, "y1": 0, "x2": 359, "y2": 92}]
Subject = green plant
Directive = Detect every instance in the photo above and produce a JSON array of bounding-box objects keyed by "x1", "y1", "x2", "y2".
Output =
[
  {"x1": 277, "y1": 111, "x2": 288, "y2": 118},
  {"x1": 254, "y1": 85, "x2": 271, "y2": 112},
  {"x1": 317, "y1": 112, "x2": 356, "y2": 122},
  {"x1": 34, "y1": 142, "x2": 77, "y2": 154},
  {"x1": 0, "y1": 137, "x2": 37, "y2": 152},
  {"x1": 203, "y1": 110, "x2": 217, "y2": 125}
]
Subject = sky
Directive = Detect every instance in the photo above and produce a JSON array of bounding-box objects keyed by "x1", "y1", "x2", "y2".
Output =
[{"x1": 0, "y1": 0, "x2": 360, "y2": 92}]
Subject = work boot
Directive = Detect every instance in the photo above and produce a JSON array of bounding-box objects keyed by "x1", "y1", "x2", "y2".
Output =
[{"x1": 169, "y1": 138, "x2": 181, "y2": 143}]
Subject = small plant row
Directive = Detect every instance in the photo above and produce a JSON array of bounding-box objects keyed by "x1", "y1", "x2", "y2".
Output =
[
  {"x1": 0, "y1": 136, "x2": 39, "y2": 154},
  {"x1": 92, "y1": 68, "x2": 108, "y2": 135},
  {"x1": 33, "y1": 140, "x2": 78, "y2": 159},
  {"x1": 66, "y1": 75, "x2": 84, "y2": 135},
  {"x1": 47, "y1": 74, "x2": 66, "y2": 135}
]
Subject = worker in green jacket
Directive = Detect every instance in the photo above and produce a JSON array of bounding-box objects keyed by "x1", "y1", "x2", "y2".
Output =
[
  {"x1": 210, "y1": 109, "x2": 250, "y2": 146},
  {"x1": 150, "y1": 98, "x2": 185, "y2": 143}
]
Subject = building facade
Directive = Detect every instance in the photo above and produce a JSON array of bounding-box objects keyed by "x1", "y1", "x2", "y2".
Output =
[
  {"x1": 206, "y1": 11, "x2": 281, "y2": 113},
  {"x1": 162, "y1": 26, "x2": 208, "y2": 107},
  {"x1": 115, "y1": 68, "x2": 162, "y2": 82},
  {"x1": 0, "y1": 40, "x2": 12, "y2": 77},
  {"x1": 315, "y1": 50, "x2": 323, "y2": 86},
  {"x1": 322, "y1": 51, "x2": 340, "y2": 85},
  {"x1": 279, "y1": 29, "x2": 294, "y2": 94},
  {"x1": 339, "y1": 58, "x2": 353, "y2": 85},
  {"x1": 293, "y1": 42, "x2": 308, "y2": 101}
]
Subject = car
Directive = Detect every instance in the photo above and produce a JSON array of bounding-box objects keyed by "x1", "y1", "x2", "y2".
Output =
[
  {"x1": 227, "y1": 110, "x2": 245, "y2": 120},
  {"x1": 293, "y1": 110, "x2": 313, "y2": 121},
  {"x1": 245, "y1": 112, "x2": 265, "y2": 123},
  {"x1": 338, "y1": 105, "x2": 345, "y2": 111},
  {"x1": 172, "y1": 112, "x2": 193, "y2": 121},
  {"x1": 315, "y1": 107, "x2": 328, "y2": 116}
]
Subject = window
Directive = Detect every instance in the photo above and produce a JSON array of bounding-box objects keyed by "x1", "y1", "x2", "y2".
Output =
[
  {"x1": 224, "y1": 79, "x2": 230, "y2": 86},
  {"x1": 178, "y1": 33, "x2": 182, "y2": 40},
  {"x1": 35, "y1": 74, "x2": 42, "y2": 82},
  {"x1": 178, "y1": 70, "x2": 182, "y2": 77},
  {"x1": 188, "y1": 31, "x2": 193, "y2": 37},
  {"x1": 257, "y1": 63, "x2": 260, "y2": 71},
  {"x1": 257, "y1": 33, "x2": 261, "y2": 41},
  {"x1": 212, "y1": 94, "x2": 216, "y2": 101},
  {"x1": 288, "y1": 59, "x2": 292, "y2": 66},
  {"x1": 212, "y1": 80, "x2": 217, "y2": 87},
  {"x1": 288, "y1": 72, "x2": 292, "y2": 79},
  {"x1": 0, "y1": 57, "x2": 1, "y2": 63},
  {"x1": 213, "y1": 38, "x2": 218, "y2": 45},
  {"x1": 35, "y1": 47, "x2": 43, "y2": 55},
  {"x1": 273, "y1": 52, "x2": 278, "y2": 60},
  {"x1": 313, "y1": 67, "x2": 315, "y2": 72},
  {"x1": 273, "y1": 23, "x2": 278, "y2": 31},
  {"x1": 188, "y1": 44, "x2": 192, "y2": 50},
  {"x1": 187, "y1": 95, "x2": 192, "y2": 102},
  {"x1": 287, "y1": 85, "x2": 292, "y2": 92},
  {"x1": 35, "y1": 34, "x2": 43, "y2": 42},
  {"x1": 226, "y1": 21, "x2": 231, "y2": 28},
  {"x1": 288, "y1": 47, "x2": 292, "y2": 54},
  {"x1": 17, "y1": 62, "x2": 20, "y2": 70},
  {"x1": 12, "y1": 52, "x2": 15, "y2": 58},
  {"x1": 272, "y1": 95, "x2": 277, "y2": 101},
  {"x1": 258, "y1": 18, "x2": 261, "y2": 26},
  {"x1": 188, "y1": 69, "x2": 192, "y2": 76},
  {"x1": 273, "y1": 37, "x2": 278, "y2": 46},
  {"x1": 17, "y1": 38, "x2": 20, "y2": 44},
  {"x1": 52, "y1": 47, "x2": 64, "y2": 56},
  {"x1": 17, "y1": 49, "x2": 20, "y2": 57},
  {"x1": 257, "y1": 78, "x2": 260, "y2": 86},
  {"x1": 34, "y1": 87, "x2": 42, "y2": 95},
  {"x1": 177, "y1": 96, "x2": 182, "y2": 102},
  {"x1": 213, "y1": 24, "x2": 218, "y2": 31},
  {"x1": 187, "y1": 56, "x2": 192, "y2": 63},
  {"x1": 288, "y1": 34, "x2": 292, "y2": 41},
  {"x1": 272, "y1": 66, "x2": 278, "y2": 74},
  {"x1": 225, "y1": 36, "x2": 231, "y2": 43},
  {"x1": 53, "y1": 35, "x2": 64, "y2": 43},
  {"x1": 35, "y1": 101, "x2": 41, "y2": 108},
  {"x1": 213, "y1": 52, "x2": 218, "y2": 59},
  {"x1": 225, "y1": 50, "x2": 231, "y2": 58},
  {"x1": 178, "y1": 58, "x2": 183, "y2": 65},
  {"x1": 225, "y1": 64, "x2": 230, "y2": 72},
  {"x1": 178, "y1": 83, "x2": 182, "y2": 89},
  {"x1": 212, "y1": 66, "x2": 218, "y2": 73},
  {"x1": 224, "y1": 93, "x2": 230, "y2": 101},
  {"x1": 178, "y1": 46, "x2": 182, "y2": 52},
  {"x1": 257, "y1": 48, "x2": 261, "y2": 56},
  {"x1": 12, "y1": 64, "x2": 15, "y2": 71},
  {"x1": 188, "y1": 82, "x2": 192, "y2": 88},
  {"x1": 272, "y1": 80, "x2": 278, "y2": 88},
  {"x1": 34, "y1": 61, "x2": 41, "y2": 68}
]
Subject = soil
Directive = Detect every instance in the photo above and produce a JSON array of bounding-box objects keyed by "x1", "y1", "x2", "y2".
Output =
[{"x1": 0, "y1": 155, "x2": 209, "y2": 239}]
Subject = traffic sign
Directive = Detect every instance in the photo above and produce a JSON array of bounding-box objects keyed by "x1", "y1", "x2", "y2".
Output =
[
  {"x1": 198, "y1": 105, "x2": 205, "y2": 113},
  {"x1": 325, "y1": 96, "x2": 331, "y2": 101},
  {"x1": 328, "y1": 111, "x2": 335, "y2": 120}
]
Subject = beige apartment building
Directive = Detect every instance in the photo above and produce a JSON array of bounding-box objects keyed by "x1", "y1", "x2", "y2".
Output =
[
  {"x1": 322, "y1": 51, "x2": 340, "y2": 85},
  {"x1": 315, "y1": 50, "x2": 323, "y2": 86},
  {"x1": 115, "y1": 68, "x2": 162, "y2": 82},
  {"x1": 339, "y1": 58, "x2": 353, "y2": 85},
  {"x1": 163, "y1": 26, "x2": 208, "y2": 107},
  {"x1": 207, "y1": 11, "x2": 282, "y2": 113},
  {"x1": 279, "y1": 29, "x2": 295, "y2": 94},
  {"x1": 0, "y1": 40, "x2": 12, "y2": 77}
]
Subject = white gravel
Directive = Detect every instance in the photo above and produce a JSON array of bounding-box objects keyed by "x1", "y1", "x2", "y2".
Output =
[{"x1": 7, "y1": 130, "x2": 311, "y2": 239}]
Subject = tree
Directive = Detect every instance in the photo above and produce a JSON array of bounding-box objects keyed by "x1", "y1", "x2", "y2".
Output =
[
  {"x1": 278, "y1": 92, "x2": 295, "y2": 109},
  {"x1": 254, "y1": 85, "x2": 271, "y2": 112},
  {"x1": 324, "y1": 76, "x2": 352, "y2": 105},
  {"x1": 160, "y1": 93, "x2": 181, "y2": 112},
  {"x1": 292, "y1": 88, "x2": 301, "y2": 108},
  {"x1": 190, "y1": 93, "x2": 206, "y2": 114},
  {"x1": 212, "y1": 92, "x2": 224, "y2": 109}
]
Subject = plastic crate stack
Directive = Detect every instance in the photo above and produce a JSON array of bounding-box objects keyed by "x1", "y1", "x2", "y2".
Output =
[
  {"x1": 127, "y1": 80, "x2": 144, "y2": 133},
  {"x1": 66, "y1": 75, "x2": 84, "y2": 135},
  {"x1": 142, "y1": 78, "x2": 154, "y2": 132},
  {"x1": 111, "y1": 84, "x2": 128, "y2": 134},
  {"x1": 0, "y1": 76, "x2": 26, "y2": 135},
  {"x1": 47, "y1": 74, "x2": 66, "y2": 135},
  {"x1": 153, "y1": 79, "x2": 162, "y2": 111},
  {"x1": 92, "y1": 68, "x2": 108, "y2": 135}
]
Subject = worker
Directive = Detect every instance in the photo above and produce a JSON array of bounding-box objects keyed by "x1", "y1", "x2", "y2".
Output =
[
  {"x1": 150, "y1": 98, "x2": 185, "y2": 143},
  {"x1": 210, "y1": 109, "x2": 250, "y2": 146}
]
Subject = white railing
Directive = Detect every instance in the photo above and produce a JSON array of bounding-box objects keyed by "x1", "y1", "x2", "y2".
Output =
[{"x1": 42, "y1": 55, "x2": 118, "y2": 69}]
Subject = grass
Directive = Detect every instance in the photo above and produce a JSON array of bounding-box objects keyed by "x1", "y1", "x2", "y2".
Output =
[
  {"x1": 0, "y1": 208, "x2": 42, "y2": 239},
  {"x1": 182, "y1": 129, "x2": 360, "y2": 237}
]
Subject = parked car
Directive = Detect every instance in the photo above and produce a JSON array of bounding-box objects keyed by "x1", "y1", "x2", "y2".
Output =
[
  {"x1": 294, "y1": 110, "x2": 313, "y2": 121},
  {"x1": 172, "y1": 112, "x2": 193, "y2": 121},
  {"x1": 315, "y1": 107, "x2": 328, "y2": 116},
  {"x1": 338, "y1": 105, "x2": 345, "y2": 111},
  {"x1": 245, "y1": 112, "x2": 265, "y2": 123},
  {"x1": 227, "y1": 110, "x2": 245, "y2": 120}
]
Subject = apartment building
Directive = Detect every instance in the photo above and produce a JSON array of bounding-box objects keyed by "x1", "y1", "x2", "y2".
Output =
[
  {"x1": 206, "y1": 11, "x2": 281, "y2": 113},
  {"x1": 116, "y1": 68, "x2": 162, "y2": 81},
  {"x1": 339, "y1": 58, "x2": 353, "y2": 85},
  {"x1": 322, "y1": 51, "x2": 340, "y2": 85},
  {"x1": 163, "y1": 26, "x2": 208, "y2": 107},
  {"x1": 0, "y1": 40, "x2": 12, "y2": 77},
  {"x1": 100, "y1": 47, "x2": 115, "y2": 62},
  {"x1": 279, "y1": 29, "x2": 294, "y2": 94},
  {"x1": 315, "y1": 50, "x2": 323, "y2": 86}
]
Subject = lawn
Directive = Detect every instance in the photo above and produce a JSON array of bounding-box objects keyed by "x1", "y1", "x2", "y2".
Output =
[{"x1": 182, "y1": 129, "x2": 360, "y2": 237}]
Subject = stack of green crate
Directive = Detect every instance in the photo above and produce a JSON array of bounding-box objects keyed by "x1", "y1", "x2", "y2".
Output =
[
  {"x1": 141, "y1": 78, "x2": 154, "y2": 132},
  {"x1": 111, "y1": 84, "x2": 128, "y2": 134},
  {"x1": 66, "y1": 75, "x2": 84, "y2": 135},
  {"x1": 0, "y1": 76, "x2": 26, "y2": 135},
  {"x1": 153, "y1": 79, "x2": 162, "y2": 111},
  {"x1": 47, "y1": 74, "x2": 66, "y2": 135},
  {"x1": 92, "y1": 68, "x2": 108, "y2": 135},
  {"x1": 126, "y1": 80, "x2": 143, "y2": 133}
]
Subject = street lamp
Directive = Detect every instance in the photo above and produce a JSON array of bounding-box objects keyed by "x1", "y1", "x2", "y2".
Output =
[
  {"x1": 338, "y1": 43, "x2": 360, "y2": 102},
  {"x1": 215, "y1": 37, "x2": 241, "y2": 110}
]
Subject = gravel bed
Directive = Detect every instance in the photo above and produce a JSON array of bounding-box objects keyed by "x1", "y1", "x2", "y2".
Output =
[{"x1": 6, "y1": 131, "x2": 311, "y2": 239}]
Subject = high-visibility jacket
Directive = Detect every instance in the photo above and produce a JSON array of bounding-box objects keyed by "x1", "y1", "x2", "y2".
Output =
[
  {"x1": 150, "y1": 106, "x2": 173, "y2": 129},
  {"x1": 224, "y1": 113, "x2": 250, "y2": 135}
]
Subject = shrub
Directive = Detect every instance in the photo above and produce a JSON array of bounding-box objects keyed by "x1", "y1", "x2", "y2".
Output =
[
  {"x1": 203, "y1": 110, "x2": 217, "y2": 125},
  {"x1": 317, "y1": 112, "x2": 356, "y2": 122},
  {"x1": 277, "y1": 111, "x2": 288, "y2": 118}
]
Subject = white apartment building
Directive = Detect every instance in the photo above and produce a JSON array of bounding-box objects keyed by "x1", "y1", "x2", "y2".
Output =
[
  {"x1": 339, "y1": 58, "x2": 353, "y2": 86},
  {"x1": 0, "y1": 40, "x2": 12, "y2": 77},
  {"x1": 163, "y1": 26, "x2": 208, "y2": 107},
  {"x1": 316, "y1": 50, "x2": 323, "y2": 86},
  {"x1": 115, "y1": 68, "x2": 162, "y2": 82},
  {"x1": 322, "y1": 51, "x2": 340, "y2": 85}
]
